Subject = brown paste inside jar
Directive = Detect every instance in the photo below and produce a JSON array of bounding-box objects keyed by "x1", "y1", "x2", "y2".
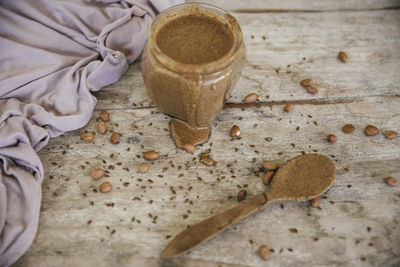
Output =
[{"x1": 156, "y1": 14, "x2": 234, "y2": 65}]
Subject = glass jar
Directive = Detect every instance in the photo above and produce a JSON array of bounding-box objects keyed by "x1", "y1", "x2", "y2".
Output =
[{"x1": 141, "y1": 3, "x2": 246, "y2": 147}]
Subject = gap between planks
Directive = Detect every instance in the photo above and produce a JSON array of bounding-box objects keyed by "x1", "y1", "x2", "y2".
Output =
[
  {"x1": 233, "y1": 6, "x2": 400, "y2": 13},
  {"x1": 94, "y1": 94, "x2": 400, "y2": 111}
]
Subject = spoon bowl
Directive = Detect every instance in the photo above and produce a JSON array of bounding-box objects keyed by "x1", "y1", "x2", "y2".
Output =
[{"x1": 267, "y1": 154, "x2": 336, "y2": 202}]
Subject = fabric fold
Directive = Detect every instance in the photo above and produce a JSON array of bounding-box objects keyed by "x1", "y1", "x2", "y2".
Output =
[{"x1": 0, "y1": 0, "x2": 183, "y2": 265}]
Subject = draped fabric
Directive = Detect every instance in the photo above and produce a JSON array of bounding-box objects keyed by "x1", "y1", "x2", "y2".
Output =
[{"x1": 0, "y1": 0, "x2": 183, "y2": 265}]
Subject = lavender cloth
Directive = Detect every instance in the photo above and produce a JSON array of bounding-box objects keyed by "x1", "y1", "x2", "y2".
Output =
[{"x1": 0, "y1": 0, "x2": 183, "y2": 265}]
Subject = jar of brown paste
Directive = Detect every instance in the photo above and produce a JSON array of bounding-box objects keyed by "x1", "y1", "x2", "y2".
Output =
[{"x1": 142, "y1": 3, "x2": 246, "y2": 148}]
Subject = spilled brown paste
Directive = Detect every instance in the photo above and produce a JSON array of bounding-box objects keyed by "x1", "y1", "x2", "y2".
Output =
[
  {"x1": 156, "y1": 14, "x2": 234, "y2": 64},
  {"x1": 169, "y1": 118, "x2": 210, "y2": 148}
]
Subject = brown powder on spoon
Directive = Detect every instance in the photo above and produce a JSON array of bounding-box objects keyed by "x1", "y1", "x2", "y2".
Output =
[{"x1": 266, "y1": 154, "x2": 336, "y2": 201}]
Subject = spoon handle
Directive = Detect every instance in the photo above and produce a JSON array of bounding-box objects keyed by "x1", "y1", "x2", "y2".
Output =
[{"x1": 161, "y1": 193, "x2": 267, "y2": 258}]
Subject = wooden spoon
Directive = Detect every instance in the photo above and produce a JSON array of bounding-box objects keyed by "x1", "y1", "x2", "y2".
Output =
[{"x1": 161, "y1": 154, "x2": 336, "y2": 258}]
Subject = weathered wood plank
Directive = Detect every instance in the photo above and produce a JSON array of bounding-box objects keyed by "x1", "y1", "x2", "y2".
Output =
[
  {"x1": 12, "y1": 3, "x2": 400, "y2": 266},
  {"x1": 16, "y1": 96, "x2": 400, "y2": 266},
  {"x1": 95, "y1": 10, "x2": 400, "y2": 110},
  {"x1": 187, "y1": 0, "x2": 400, "y2": 12}
]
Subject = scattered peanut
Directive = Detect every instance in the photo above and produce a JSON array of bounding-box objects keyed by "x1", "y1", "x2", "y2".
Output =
[
  {"x1": 200, "y1": 152, "x2": 214, "y2": 166},
  {"x1": 283, "y1": 103, "x2": 294, "y2": 112},
  {"x1": 342, "y1": 124, "x2": 355, "y2": 133},
  {"x1": 364, "y1": 125, "x2": 378, "y2": 136},
  {"x1": 244, "y1": 93, "x2": 259, "y2": 103},
  {"x1": 138, "y1": 162, "x2": 149, "y2": 173},
  {"x1": 143, "y1": 150, "x2": 159, "y2": 161},
  {"x1": 259, "y1": 245, "x2": 270, "y2": 261},
  {"x1": 81, "y1": 133, "x2": 94, "y2": 142},
  {"x1": 384, "y1": 177, "x2": 397, "y2": 187},
  {"x1": 110, "y1": 132, "x2": 121, "y2": 144},
  {"x1": 99, "y1": 110, "x2": 110, "y2": 122},
  {"x1": 263, "y1": 161, "x2": 279, "y2": 171},
  {"x1": 237, "y1": 190, "x2": 247, "y2": 201},
  {"x1": 97, "y1": 121, "x2": 106, "y2": 134},
  {"x1": 385, "y1": 131, "x2": 398, "y2": 139},
  {"x1": 263, "y1": 171, "x2": 275, "y2": 185},
  {"x1": 90, "y1": 169, "x2": 106, "y2": 179},
  {"x1": 311, "y1": 196, "x2": 321, "y2": 208},
  {"x1": 183, "y1": 143, "x2": 195, "y2": 154},
  {"x1": 100, "y1": 182, "x2": 112, "y2": 193},
  {"x1": 327, "y1": 134, "x2": 337, "y2": 143},
  {"x1": 300, "y1": 79, "x2": 312, "y2": 87},
  {"x1": 305, "y1": 85, "x2": 318, "y2": 94},
  {"x1": 230, "y1": 125, "x2": 241, "y2": 138},
  {"x1": 338, "y1": 51, "x2": 348, "y2": 63}
]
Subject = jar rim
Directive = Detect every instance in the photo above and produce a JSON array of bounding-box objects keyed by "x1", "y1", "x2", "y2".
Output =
[{"x1": 147, "y1": 2, "x2": 243, "y2": 74}]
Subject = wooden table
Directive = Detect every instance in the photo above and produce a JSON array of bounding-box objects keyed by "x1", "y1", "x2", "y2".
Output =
[{"x1": 15, "y1": 1, "x2": 400, "y2": 266}]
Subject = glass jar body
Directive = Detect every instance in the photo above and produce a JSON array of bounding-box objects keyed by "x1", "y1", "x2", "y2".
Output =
[{"x1": 141, "y1": 3, "x2": 246, "y2": 146}]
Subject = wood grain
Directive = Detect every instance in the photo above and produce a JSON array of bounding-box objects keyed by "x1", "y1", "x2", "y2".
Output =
[
  {"x1": 16, "y1": 96, "x2": 400, "y2": 266},
  {"x1": 14, "y1": 1, "x2": 400, "y2": 266},
  {"x1": 187, "y1": 0, "x2": 400, "y2": 12},
  {"x1": 95, "y1": 10, "x2": 400, "y2": 110}
]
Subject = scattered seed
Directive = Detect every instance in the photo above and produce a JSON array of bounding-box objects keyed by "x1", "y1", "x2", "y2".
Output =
[
  {"x1": 230, "y1": 125, "x2": 241, "y2": 138},
  {"x1": 311, "y1": 197, "x2": 320, "y2": 208},
  {"x1": 289, "y1": 228, "x2": 298, "y2": 233},
  {"x1": 99, "y1": 110, "x2": 110, "y2": 122},
  {"x1": 342, "y1": 124, "x2": 355, "y2": 133},
  {"x1": 143, "y1": 150, "x2": 159, "y2": 161},
  {"x1": 90, "y1": 169, "x2": 106, "y2": 179},
  {"x1": 237, "y1": 190, "x2": 247, "y2": 201},
  {"x1": 338, "y1": 51, "x2": 348, "y2": 63},
  {"x1": 97, "y1": 121, "x2": 106, "y2": 134},
  {"x1": 259, "y1": 245, "x2": 270, "y2": 261},
  {"x1": 138, "y1": 163, "x2": 149, "y2": 173},
  {"x1": 364, "y1": 125, "x2": 378, "y2": 136},
  {"x1": 81, "y1": 133, "x2": 94, "y2": 142},
  {"x1": 384, "y1": 177, "x2": 397, "y2": 187},
  {"x1": 284, "y1": 103, "x2": 294, "y2": 113},
  {"x1": 244, "y1": 93, "x2": 259, "y2": 103},
  {"x1": 109, "y1": 132, "x2": 121, "y2": 144},
  {"x1": 183, "y1": 143, "x2": 195, "y2": 154},
  {"x1": 100, "y1": 182, "x2": 112, "y2": 193},
  {"x1": 263, "y1": 161, "x2": 279, "y2": 171},
  {"x1": 263, "y1": 171, "x2": 275, "y2": 185},
  {"x1": 200, "y1": 153, "x2": 214, "y2": 166},
  {"x1": 327, "y1": 134, "x2": 337, "y2": 143},
  {"x1": 385, "y1": 131, "x2": 397, "y2": 139},
  {"x1": 306, "y1": 86, "x2": 318, "y2": 94},
  {"x1": 300, "y1": 79, "x2": 312, "y2": 87},
  {"x1": 265, "y1": 137, "x2": 273, "y2": 141}
]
